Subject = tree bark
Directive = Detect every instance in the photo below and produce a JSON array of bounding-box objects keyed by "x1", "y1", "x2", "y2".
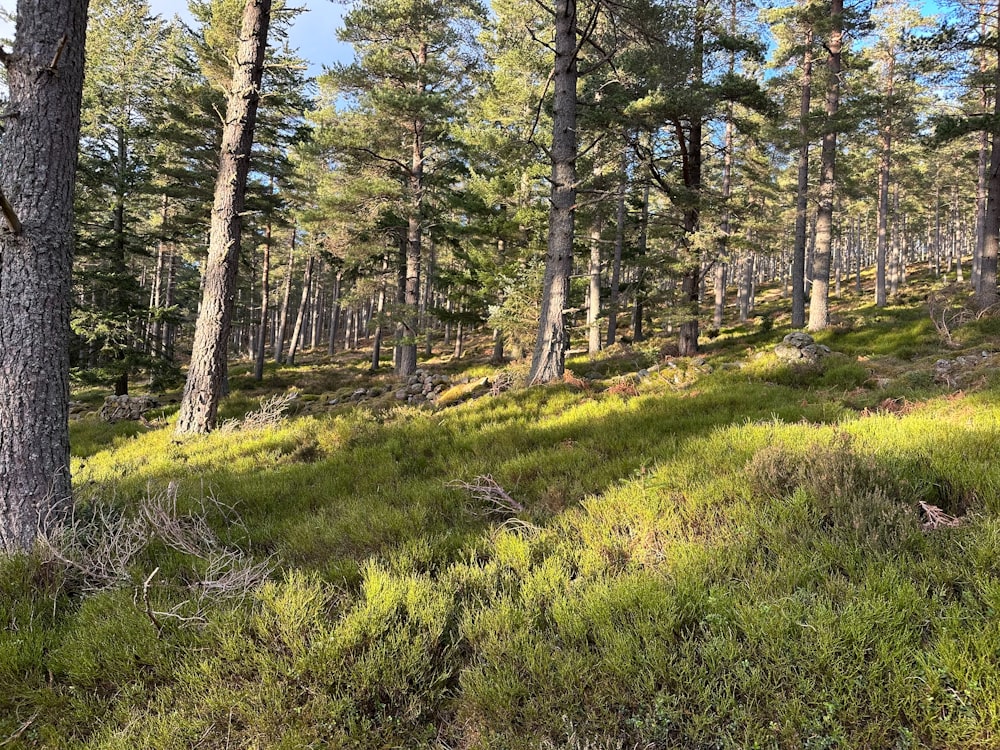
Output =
[
  {"x1": 254, "y1": 203, "x2": 273, "y2": 381},
  {"x1": 529, "y1": 0, "x2": 577, "y2": 384},
  {"x1": 287, "y1": 255, "x2": 314, "y2": 366},
  {"x1": 587, "y1": 217, "x2": 602, "y2": 356},
  {"x1": 978, "y1": 13, "x2": 1000, "y2": 310},
  {"x1": 875, "y1": 53, "x2": 894, "y2": 308},
  {"x1": 176, "y1": 0, "x2": 271, "y2": 434},
  {"x1": 807, "y1": 0, "x2": 842, "y2": 332},
  {"x1": 0, "y1": 0, "x2": 89, "y2": 553},
  {"x1": 792, "y1": 26, "x2": 813, "y2": 328},
  {"x1": 607, "y1": 145, "x2": 627, "y2": 346}
]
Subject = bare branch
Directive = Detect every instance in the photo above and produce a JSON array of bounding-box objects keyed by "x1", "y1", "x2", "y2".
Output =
[
  {"x1": 0, "y1": 47, "x2": 12, "y2": 66},
  {"x1": 526, "y1": 66, "x2": 555, "y2": 147},
  {"x1": 343, "y1": 144, "x2": 410, "y2": 172},
  {"x1": 0, "y1": 186, "x2": 23, "y2": 235},
  {"x1": 526, "y1": 0, "x2": 556, "y2": 18},
  {"x1": 48, "y1": 34, "x2": 68, "y2": 72}
]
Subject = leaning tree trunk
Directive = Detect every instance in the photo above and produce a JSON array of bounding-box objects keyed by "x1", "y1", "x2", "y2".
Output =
[
  {"x1": 175, "y1": 0, "x2": 270, "y2": 435},
  {"x1": 0, "y1": 0, "x2": 88, "y2": 554},
  {"x1": 528, "y1": 0, "x2": 577, "y2": 384},
  {"x1": 807, "y1": 0, "x2": 842, "y2": 332},
  {"x1": 792, "y1": 26, "x2": 813, "y2": 328}
]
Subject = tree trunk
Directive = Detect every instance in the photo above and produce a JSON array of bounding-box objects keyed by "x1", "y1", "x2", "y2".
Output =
[
  {"x1": 254, "y1": 210, "x2": 272, "y2": 381},
  {"x1": 528, "y1": 0, "x2": 577, "y2": 384},
  {"x1": 287, "y1": 255, "x2": 314, "y2": 366},
  {"x1": 792, "y1": 26, "x2": 813, "y2": 328},
  {"x1": 328, "y1": 271, "x2": 341, "y2": 356},
  {"x1": 631, "y1": 181, "x2": 650, "y2": 342},
  {"x1": 607, "y1": 145, "x2": 627, "y2": 346},
  {"x1": 875, "y1": 53, "x2": 894, "y2": 308},
  {"x1": 274, "y1": 229, "x2": 295, "y2": 364},
  {"x1": 807, "y1": 0, "x2": 842, "y2": 332},
  {"x1": 176, "y1": 0, "x2": 271, "y2": 435},
  {"x1": 0, "y1": 0, "x2": 88, "y2": 553},
  {"x1": 978, "y1": 20, "x2": 1000, "y2": 310},
  {"x1": 587, "y1": 217, "x2": 602, "y2": 356}
]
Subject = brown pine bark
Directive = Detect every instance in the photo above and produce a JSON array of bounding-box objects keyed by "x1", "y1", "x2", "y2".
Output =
[
  {"x1": 287, "y1": 255, "x2": 314, "y2": 366},
  {"x1": 274, "y1": 230, "x2": 295, "y2": 364},
  {"x1": 0, "y1": 0, "x2": 89, "y2": 553},
  {"x1": 176, "y1": 0, "x2": 271, "y2": 434},
  {"x1": 875, "y1": 53, "x2": 894, "y2": 308},
  {"x1": 529, "y1": 0, "x2": 577, "y2": 384},
  {"x1": 807, "y1": 0, "x2": 843, "y2": 332},
  {"x1": 253, "y1": 215, "x2": 272, "y2": 381},
  {"x1": 607, "y1": 145, "x2": 627, "y2": 346},
  {"x1": 792, "y1": 26, "x2": 814, "y2": 328},
  {"x1": 587, "y1": 218, "x2": 603, "y2": 356}
]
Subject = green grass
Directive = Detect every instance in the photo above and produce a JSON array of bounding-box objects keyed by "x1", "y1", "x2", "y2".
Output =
[{"x1": 5, "y1": 278, "x2": 1000, "y2": 748}]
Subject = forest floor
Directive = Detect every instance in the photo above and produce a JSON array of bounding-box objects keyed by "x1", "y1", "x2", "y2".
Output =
[{"x1": 5, "y1": 268, "x2": 1000, "y2": 749}]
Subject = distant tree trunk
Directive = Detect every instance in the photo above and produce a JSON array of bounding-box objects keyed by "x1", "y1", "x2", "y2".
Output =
[
  {"x1": 792, "y1": 26, "x2": 813, "y2": 328},
  {"x1": 631, "y1": 181, "x2": 650, "y2": 342},
  {"x1": 587, "y1": 218, "x2": 602, "y2": 356},
  {"x1": 176, "y1": 0, "x2": 271, "y2": 435},
  {"x1": 529, "y1": 0, "x2": 577, "y2": 384},
  {"x1": 807, "y1": 0, "x2": 842, "y2": 332},
  {"x1": 287, "y1": 255, "x2": 314, "y2": 366},
  {"x1": 607, "y1": 145, "x2": 627, "y2": 346},
  {"x1": 491, "y1": 328, "x2": 505, "y2": 364},
  {"x1": 254, "y1": 212, "x2": 272, "y2": 381},
  {"x1": 274, "y1": 230, "x2": 295, "y2": 364},
  {"x1": 371, "y1": 260, "x2": 387, "y2": 371},
  {"x1": 327, "y1": 271, "x2": 341, "y2": 356},
  {"x1": 875, "y1": 53, "x2": 893, "y2": 308},
  {"x1": 0, "y1": 0, "x2": 88, "y2": 553}
]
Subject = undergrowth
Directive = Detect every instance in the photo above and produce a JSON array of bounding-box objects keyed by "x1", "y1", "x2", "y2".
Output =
[{"x1": 4, "y1": 279, "x2": 1000, "y2": 748}]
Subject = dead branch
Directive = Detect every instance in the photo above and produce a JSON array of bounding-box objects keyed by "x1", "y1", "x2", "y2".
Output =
[
  {"x1": 0, "y1": 712, "x2": 38, "y2": 748},
  {"x1": 448, "y1": 474, "x2": 524, "y2": 518},
  {"x1": 919, "y1": 501, "x2": 962, "y2": 531},
  {"x1": 47, "y1": 34, "x2": 68, "y2": 73},
  {"x1": 0, "y1": 47, "x2": 12, "y2": 67},
  {"x1": 141, "y1": 567, "x2": 162, "y2": 635},
  {"x1": 0, "y1": 186, "x2": 22, "y2": 235}
]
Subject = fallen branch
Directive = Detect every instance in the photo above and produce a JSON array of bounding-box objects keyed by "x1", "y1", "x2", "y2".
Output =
[
  {"x1": 919, "y1": 501, "x2": 962, "y2": 531},
  {"x1": 448, "y1": 474, "x2": 524, "y2": 518}
]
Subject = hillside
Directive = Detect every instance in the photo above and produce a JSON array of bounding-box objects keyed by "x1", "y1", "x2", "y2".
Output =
[{"x1": 3, "y1": 276, "x2": 1000, "y2": 749}]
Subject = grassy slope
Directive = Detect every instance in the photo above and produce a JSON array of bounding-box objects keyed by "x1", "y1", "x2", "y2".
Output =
[{"x1": 4, "y1": 275, "x2": 1000, "y2": 749}]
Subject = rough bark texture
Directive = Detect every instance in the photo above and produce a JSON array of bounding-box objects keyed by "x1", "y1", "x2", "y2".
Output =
[
  {"x1": 254, "y1": 216, "x2": 272, "y2": 381},
  {"x1": 978, "y1": 31, "x2": 1000, "y2": 310},
  {"x1": 792, "y1": 28, "x2": 813, "y2": 328},
  {"x1": 875, "y1": 54, "x2": 894, "y2": 308},
  {"x1": 528, "y1": 0, "x2": 577, "y2": 384},
  {"x1": 807, "y1": 0, "x2": 842, "y2": 332},
  {"x1": 606, "y1": 147, "x2": 627, "y2": 346},
  {"x1": 0, "y1": 0, "x2": 89, "y2": 554},
  {"x1": 287, "y1": 255, "x2": 313, "y2": 366},
  {"x1": 175, "y1": 0, "x2": 270, "y2": 434},
  {"x1": 587, "y1": 219, "x2": 602, "y2": 356}
]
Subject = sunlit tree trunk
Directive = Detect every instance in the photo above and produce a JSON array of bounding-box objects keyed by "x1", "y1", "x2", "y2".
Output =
[
  {"x1": 176, "y1": 0, "x2": 271, "y2": 434},
  {"x1": 529, "y1": 0, "x2": 577, "y2": 383},
  {"x1": 808, "y1": 0, "x2": 842, "y2": 332}
]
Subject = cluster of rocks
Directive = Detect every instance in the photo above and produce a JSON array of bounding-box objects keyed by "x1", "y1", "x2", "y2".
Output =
[
  {"x1": 395, "y1": 369, "x2": 454, "y2": 405},
  {"x1": 774, "y1": 332, "x2": 831, "y2": 364},
  {"x1": 327, "y1": 386, "x2": 387, "y2": 406},
  {"x1": 100, "y1": 394, "x2": 159, "y2": 423},
  {"x1": 934, "y1": 351, "x2": 994, "y2": 385}
]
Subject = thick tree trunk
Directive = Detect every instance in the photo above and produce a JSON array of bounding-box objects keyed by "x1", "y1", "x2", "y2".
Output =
[
  {"x1": 176, "y1": 0, "x2": 271, "y2": 435},
  {"x1": 0, "y1": 0, "x2": 88, "y2": 553},
  {"x1": 807, "y1": 0, "x2": 842, "y2": 332},
  {"x1": 529, "y1": 0, "x2": 577, "y2": 384},
  {"x1": 978, "y1": 35, "x2": 1000, "y2": 310},
  {"x1": 792, "y1": 27, "x2": 813, "y2": 328}
]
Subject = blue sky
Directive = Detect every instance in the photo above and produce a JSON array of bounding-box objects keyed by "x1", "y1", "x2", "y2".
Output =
[{"x1": 0, "y1": 0, "x2": 353, "y2": 76}]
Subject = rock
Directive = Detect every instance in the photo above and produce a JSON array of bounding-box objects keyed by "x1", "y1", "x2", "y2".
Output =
[
  {"x1": 637, "y1": 369, "x2": 649, "y2": 379},
  {"x1": 395, "y1": 390, "x2": 408, "y2": 400},
  {"x1": 774, "y1": 343, "x2": 805, "y2": 362},
  {"x1": 692, "y1": 356, "x2": 707, "y2": 366},
  {"x1": 99, "y1": 394, "x2": 158, "y2": 423},
  {"x1": 782, "y1": 332, "x2": 814, "y2": 348},
  {"x1": 586, "y1": 371, "x2": 602, "y2": 380}
]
